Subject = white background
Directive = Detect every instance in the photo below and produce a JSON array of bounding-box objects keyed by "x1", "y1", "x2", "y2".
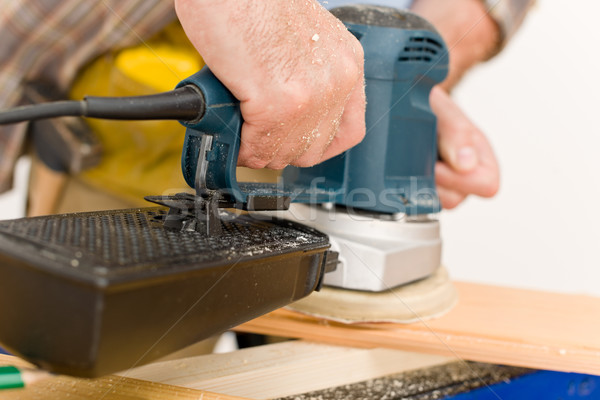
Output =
[
  {"x1": 1, "y1": 1, "x2": 598, "y2": 296},
  {"x1": 442, "y1": 0, "x2": 600, "y2": 295}
]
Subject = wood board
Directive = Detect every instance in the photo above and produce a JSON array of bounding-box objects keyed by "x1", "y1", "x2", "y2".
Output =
[
  {"x1": 124, "y1": 340, "x2": 453, "y2": 399},
  {"x1": 0, "y1": 354, "x2": 247, "y2": 400},
  {"x1": 0, "y1": 341, "x2": 536, "y2": 400},
  {"x1": 2, "y1": 281, "x2": 599, "y2": 398},
  {"x1": 237, "y1": 281, "x2": 600, "y2": 375},
  {"x1": 0, "y1": 343, "x2": 455, "y2": 400}
]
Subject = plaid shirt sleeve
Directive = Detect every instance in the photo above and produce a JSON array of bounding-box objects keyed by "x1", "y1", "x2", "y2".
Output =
[
  {"x1": 485, "y1": 0, "x2": 535, "y2": 45},
  {"x1": 0, "y1": 0, "x2": 176, "y2": 193},
  {"x1": 0, "y1": 0, "x2": 534, "y2": 194}
]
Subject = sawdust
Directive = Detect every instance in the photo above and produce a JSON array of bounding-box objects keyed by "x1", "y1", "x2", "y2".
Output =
[{"x1": 276, "y1": 361, "x2": 533, "y2": 400}]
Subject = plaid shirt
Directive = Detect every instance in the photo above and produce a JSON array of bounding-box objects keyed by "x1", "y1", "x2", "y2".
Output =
[
  {"x1": 0, "y1": 0, "x2": 533, "y2": 193},
  {"x1": 0, "y1": 0, "x2": 175, "y2": 192},
  {"x1": 485, "y1": 0, "x2": 534, "y2": 43}
]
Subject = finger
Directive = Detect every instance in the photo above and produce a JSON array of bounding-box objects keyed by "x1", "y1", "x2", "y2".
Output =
[
  {"x1": 291, "y1": 78, "x2": 365, "y2": 167},
  {"x1": 237, "y1": 82, "x2": 312, "y2": 169},
  {"x1": 431, "y1": 86, "x2": 479, "y2": 173},
  {"x1": 435, "y1": 159, "x2": 499, "y2": 198},
  {"x1": 289, "y1": 104, "x2": 344, "y2": 168},
  {"x1": 436, "y1": 185, "x2": 467, "y2": 210},
  {"x1": 318, "y1": 76, "x2": 366, "y2": 163},
  {"x1": 237, "y1": 121, "x2": 284, "y2": 169},
  {"x1": 293, "y1": 56, "x2": 366, "y2": 167},
  {"x1": 239, "y1": 58, "x2": 365, "y2": 169}
]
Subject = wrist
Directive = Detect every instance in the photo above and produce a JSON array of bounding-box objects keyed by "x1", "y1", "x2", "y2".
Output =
[{"x1": 411, "y1": 0, "x2": 500, "y2": 89}]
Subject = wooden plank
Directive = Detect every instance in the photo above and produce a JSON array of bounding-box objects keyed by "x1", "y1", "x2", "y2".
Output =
[
  {"x1": 0, "y1": 343, "x2": 454, "y2": 400},
  {"x1": 27, "y1": 158, "x2": 67, "y2": 217},
  {"x1": 237, "y1": 281, "x2": 600, "y2": 375},
  {"x1": 124, "y1": 341, "x2": 453, "y2": 399},
  {"x1": 0, "y1": 354, "x2": 247, "y2": 400}
]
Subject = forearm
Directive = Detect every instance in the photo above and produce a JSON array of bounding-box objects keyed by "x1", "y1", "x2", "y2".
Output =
[{"x1": 411, "y1": 0, "x2": 500, "y2": 90}]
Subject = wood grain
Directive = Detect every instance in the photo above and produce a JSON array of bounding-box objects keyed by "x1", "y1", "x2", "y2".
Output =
[
  {"x1": 125, "y1": 341, "x2": 453, "y2": 399},
  {"x1": 0, "y1": 354, "x2": 247, "y2": 400},
  {"x1": 0, "y1": 344, "x2": 454, "y2": 400},
  {"x1": 237, "y1": 281, "x2": 600, "y2": 375},
  {"x1": 27, "y1": 158, "x2": 67, "y2": 217}
]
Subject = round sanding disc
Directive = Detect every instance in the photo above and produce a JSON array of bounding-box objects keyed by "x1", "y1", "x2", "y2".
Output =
[{"x1": 287, "y1": 267, "x2": 456, "y2": 324}]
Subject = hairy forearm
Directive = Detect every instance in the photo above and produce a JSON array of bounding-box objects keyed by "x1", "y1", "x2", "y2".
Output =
[{"x1": 411, "y1": 0, "x2": 500, "y2": 90}]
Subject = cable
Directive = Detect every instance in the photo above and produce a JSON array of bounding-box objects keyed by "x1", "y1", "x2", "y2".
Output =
[
  {"x1": 85, "y1": 85, "x2": 205, "y2": 121},
  {"x1": 0, "y1": 85, "x2": 205, "y2": 125},
  {"x1": 0, "y1": 101, "x2": 84, "y2": 125}
]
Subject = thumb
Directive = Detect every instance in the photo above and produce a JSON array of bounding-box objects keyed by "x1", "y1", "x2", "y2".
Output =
[{"x1": 431, "y1": 86, "x2": 478, "y2": 173}]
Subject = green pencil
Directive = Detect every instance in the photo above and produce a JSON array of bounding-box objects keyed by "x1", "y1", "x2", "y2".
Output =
[{"x1": 0, "y1": 365, "x2": 52, "y2": 390}]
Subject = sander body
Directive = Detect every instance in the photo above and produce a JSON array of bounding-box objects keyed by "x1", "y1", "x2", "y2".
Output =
[{"x1": 282, "y1": 6, "x2": 448, "y2": 291}]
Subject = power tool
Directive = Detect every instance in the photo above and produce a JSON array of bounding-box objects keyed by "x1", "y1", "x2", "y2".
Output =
[
  {"x1": 0, "y1": 6, "x2": 452, "y2": 376},
  {"x1": 275, "y1": 6, "x2": 456, "y2": 323}
]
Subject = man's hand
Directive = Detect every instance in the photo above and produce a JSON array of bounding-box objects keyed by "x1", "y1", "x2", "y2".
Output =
[
  {"x1": 431, "y1": 86, "x2": 499, "y2": 209},
  {"x1": 412, "y1": 0, "x2": 502, "y2": 208},
  {"x1": 175, "y1": 0, "x2": 365, "y2": 169}
]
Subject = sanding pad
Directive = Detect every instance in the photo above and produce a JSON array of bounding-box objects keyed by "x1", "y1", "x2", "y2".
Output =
[{"x1": 287, "y1": 267, "x2": 457, "y2": 324}]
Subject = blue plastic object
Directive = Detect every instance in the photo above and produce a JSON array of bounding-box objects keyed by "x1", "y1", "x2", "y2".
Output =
[
  {"x1": 177, "y1": 7, "x2": 448, "y2": 215},
  {"x1": 177, "y1": 68, "x2": 244, "y2": 199},
  {"x1": 447, "y1": 370, "x2": 600, "y2": 399},
  {"x1": 284, "y1": 12, "x2": 448, "y2": 214}
]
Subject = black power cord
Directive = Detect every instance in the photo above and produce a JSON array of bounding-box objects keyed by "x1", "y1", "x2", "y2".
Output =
[{"x1": 0, "y1": 85, "x2": 205, "y2": 125}]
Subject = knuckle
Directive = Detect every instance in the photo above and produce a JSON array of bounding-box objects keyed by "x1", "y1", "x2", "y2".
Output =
[
  {"x1": 348, "y1": 127, "x2": 366, "y2": 147},
  {"x1": 439, "y1": 117, "x2": 476, "y2": 143},
  {"x1": 239, "y1": 155, "x2": 270, "y2": 170},
  {"x1": 279, "y1": 82, "x2": 312, "y2": 117},
  {"x1": 338, "y1": 53, "x2": 363, "y2": 88},
  {"x1": 442, "y1": 195, "x2": 464, "y2": 210},
  {"x1": 336, "y1": 126, "x2": 366, "y2": 152},
  {"x1": 445, "y1": 199, "x2": 460, "y2": 210},
  {"x1": 448, "y1": 122, "x2": 475, "y2": 139},
  {"x1": 346, "y1": 33, "x2": 365, "y2": 63},
  {"x1": 292, "y1": 158, "x2": 318, "y2": 168},
  {"x1": 253, "y1": 84, "x2": 312, "y2": 124},
  {"x1": 266, "y1": 160, "x2": 288, "y2": 170},
  {"x1": 290, "y1": 152, "x2": 320, "y2": 168}
]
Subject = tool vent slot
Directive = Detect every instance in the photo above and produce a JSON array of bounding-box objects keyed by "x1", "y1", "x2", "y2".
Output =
[{"x1": 398, "y1": 36, "x2": 442, "y2": 63}]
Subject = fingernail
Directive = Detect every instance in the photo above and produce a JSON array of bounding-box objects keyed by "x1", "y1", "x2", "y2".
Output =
[{"x1": 456, "y1": 147, "x2": 478, "y2": 171}]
